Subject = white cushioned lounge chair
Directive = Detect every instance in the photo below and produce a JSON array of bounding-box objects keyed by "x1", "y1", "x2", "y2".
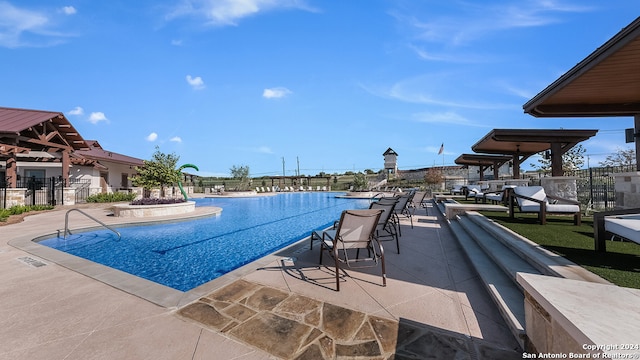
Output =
[{"x1": 509, "y1": 186, "x2": 581, "y2": 225}]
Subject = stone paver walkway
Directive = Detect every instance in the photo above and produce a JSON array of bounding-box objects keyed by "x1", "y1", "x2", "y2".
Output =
[{"x1": 178, "y1": 279, "x2": 520, "y2": 359}]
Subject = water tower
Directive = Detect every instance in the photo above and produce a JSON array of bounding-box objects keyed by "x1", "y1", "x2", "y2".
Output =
[{"x1": 383, "y1": 148, "x2": 398, "y2": 178}]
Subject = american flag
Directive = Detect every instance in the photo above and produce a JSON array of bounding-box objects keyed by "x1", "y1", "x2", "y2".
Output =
[{"x1": 438, "y1": 143, "x2": 444, "y2": 155}]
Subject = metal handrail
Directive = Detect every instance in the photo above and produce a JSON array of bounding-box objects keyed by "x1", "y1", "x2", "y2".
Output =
[{"x1": 63, "y1": 208, "x2": 121, "y2": 240}]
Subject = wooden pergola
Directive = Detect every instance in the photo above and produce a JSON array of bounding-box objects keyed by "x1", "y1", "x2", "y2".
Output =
[
  {"x1": 0, "y1": 107, "x2": 88, "y2": 187},
  {"x1": 523, "y1": 16, "x2": 640, "y2": 170},
  {"x1": 471, "y1": 129, "x2": 598, "y2": 178},
  {"x1": 454, "y1": 153, "x2": 512, "y2": 181}
]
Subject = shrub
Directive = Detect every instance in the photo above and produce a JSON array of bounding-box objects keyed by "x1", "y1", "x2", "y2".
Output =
[
  {"x1": 0, "y1": 204, "x2": 54, "y2": 222},
  {"x1": 130, "y1": 198, "x2": 186, "y2": 205},
  {"x1": 86, "y1": 192, "x2": 137, "y2": 203}
]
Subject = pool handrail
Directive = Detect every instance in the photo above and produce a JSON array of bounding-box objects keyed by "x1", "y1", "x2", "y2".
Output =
[{"x1": 64, "y1": 208, "x2": 121, "y2": 240}]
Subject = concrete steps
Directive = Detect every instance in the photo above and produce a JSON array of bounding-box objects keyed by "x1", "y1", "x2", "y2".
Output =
[{"x1": 434, "y1": 199, "x2": 610, "y2": 350}]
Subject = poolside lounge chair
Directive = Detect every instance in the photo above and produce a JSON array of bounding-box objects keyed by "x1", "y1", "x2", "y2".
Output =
[
  {"x1": 451, "y1": 185, "x2": 464, "y2": 195},
  {"x1": 316, "y1": 209, "x2": 385, "y2": 291},
  {"x1": 464, "y1": 185, "x2": 483, "y2": 201},
  {"x1": 593, "y1": 208, "x2": 640, "y2": 252},
  {"x1": 393, "y1": 191, "x2": 415, "y2": 233},
  {"x1": 409, "y1": 191, "x2": 428, "y2": 214},
  {"x1": 509, "y1": 186, "x2": 581, "y2": 225},
  {"x1": 483, "y1": 185, "x2": 517, "y2": 205},
  {"x1": 370, "y1": 200, "x2": 400, "y2": 253}
]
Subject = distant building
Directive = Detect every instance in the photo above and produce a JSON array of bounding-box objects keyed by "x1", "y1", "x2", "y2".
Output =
[{"x1": 383, "y1": 148, "x2": 398, "y2": 177}]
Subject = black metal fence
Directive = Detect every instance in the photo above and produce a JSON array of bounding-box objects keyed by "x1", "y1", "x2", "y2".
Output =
[
  {"x1": 15, "y1": 177, "x2": 64, "y2": 207},
  {"x1": 0, "y1": 177, "x2": 93, "y2": 209}
]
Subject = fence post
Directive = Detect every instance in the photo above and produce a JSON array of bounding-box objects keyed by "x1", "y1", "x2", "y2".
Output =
[{"x1": 589, "y1": 168, "x2": 594, "y2": 208}]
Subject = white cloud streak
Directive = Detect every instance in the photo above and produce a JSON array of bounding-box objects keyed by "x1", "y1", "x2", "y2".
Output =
[
  {"x1": 170, "y1": 136, "x2": 182, "y2": 143},
  {"x1": 0, "y1": 2, "x2": 75, "y2": 48},
  {"x1": 166, "y1": 0, "x2": 318, "y2": 26},
  {"x1": 263, "y1": 87, "x2": 292, "y2": 99},
  {"x1": 400, "y1": 0, "x2": 593, "y2": 48},
  {"x1": 146, "y1": 132, "x2": 158, "y2": 142}
]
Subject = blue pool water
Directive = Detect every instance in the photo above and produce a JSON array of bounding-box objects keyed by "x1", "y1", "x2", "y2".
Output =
[{"x1": 39, "y1": 192, "x2": 370, "y2": 291}]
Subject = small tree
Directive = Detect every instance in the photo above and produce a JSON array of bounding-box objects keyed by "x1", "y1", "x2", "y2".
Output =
[
  {"x1": 130, "y1": 147, "x2": 182, "y2": 197},
  {"x1": 599, "y1": 148, "x2": 636, "y2": 167},
  {"x1": 424, "y1": 168, "x2": 444, "y2": 190},
  {"x1": 530, "y1": 144, "x2": 586, "y2": 173},
  {"x1": 352, "y1": 172, "x2": 368, "y2": 191},
  {"x1": 230, "y1": 165, "x2": 250, "y2": 190}
]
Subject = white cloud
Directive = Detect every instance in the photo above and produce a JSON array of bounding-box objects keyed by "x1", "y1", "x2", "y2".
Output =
[
  {"x1": 257, "y1": 146, "x2": 273, "y2": 154},
  {"x1": 263, "y1": 87, "x2": 292, "y2": 99},
  {"x1": 146, "y1": 132, "x2": 158, "y2": 142},
  {"x1": 171, "y1": 39, "x2": 183, "y2": 46},
  {"x1": 166, "y1": 0, "x2": 318, "y2": 26},
  {"x1": 88, "y1": 112, "x2": 108, "y2": 124},
  {"x1": 398, "y1": 1, "x2": 593, "y2": 47},
  {"x1": 186, "y1": 75, "x2": 205, "y2": 90},
  {"x1": 61, "y1": 6, "x2": 76, "y2": 15},
  {"x1": 68, "y1": 106, "x2": 84, "y2": 116},
  {"x1": 170, "y1": 136, "x2": 182, "y2": 143},
  {"x1": 0, "y1": 2, "x2": 75, "y2": 48}
]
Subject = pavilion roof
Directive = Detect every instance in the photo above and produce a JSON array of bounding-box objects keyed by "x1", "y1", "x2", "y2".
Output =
[
  {"x1": 454, "y1": 153, "x2": 513, "y2": 167},
  {"x1": 471, "y1": 129, "x2": 598, "y2": 156},
  {"x1": 0, "y1": 106, "x2": 88, "y2": 154},
  {"x1": 523, "y1": 16, "x2": 640, "y2": 117}
]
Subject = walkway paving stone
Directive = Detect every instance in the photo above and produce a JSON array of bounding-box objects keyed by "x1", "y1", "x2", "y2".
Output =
[{"x1": 178, "y1": 280, "x2": 521, "y2": 359}]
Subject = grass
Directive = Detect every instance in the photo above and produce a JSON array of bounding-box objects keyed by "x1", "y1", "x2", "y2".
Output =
[{"x1": 478, "y1": 210, "x2": 640, "y2": 289}]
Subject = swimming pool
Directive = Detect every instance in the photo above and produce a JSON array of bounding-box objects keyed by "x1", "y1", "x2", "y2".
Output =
[{"x1": 39, "y1": 192, "x2": 370, "y2": 291}]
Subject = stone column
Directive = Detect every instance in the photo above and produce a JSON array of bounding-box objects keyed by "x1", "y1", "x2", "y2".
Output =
[
  {"x1": 63, "y1": 187, "x2": 76, "y2": 206},
  {"x1": 6, "y1": 188, "x2": 26, "y2": 207},
  {"x1": 611, "y1": 172, "x2": 640, "y2": 209}
]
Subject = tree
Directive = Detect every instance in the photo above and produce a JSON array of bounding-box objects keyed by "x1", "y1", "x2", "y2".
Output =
[
  {"x1": 599, "y1": 148, "x2": 636, "y2": 167},
  {"x1": 230, "y1": 165, "x2": 250, "y2": 190},
  {"x1": 529, "y1": 144, "x2": 586, "y2": 173},
  {"x1": 130, "y1": 147, "x2": 182, "y2": 197},
  {"x1": 424, "y1": 168, "x2": 444, "y2": 190},
  {"x1": 352, "y1": 172, "x2": 368, "y2": 191}
]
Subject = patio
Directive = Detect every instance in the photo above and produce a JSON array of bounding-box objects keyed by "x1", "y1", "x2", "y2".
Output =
[{"x1": 0, "y1": 199, "x2": 521, "y2": 359}]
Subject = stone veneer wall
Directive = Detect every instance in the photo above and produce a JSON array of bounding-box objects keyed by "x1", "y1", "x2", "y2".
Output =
[
  {"x1": 612, "y1": 172, "x2": 640, "y2": 209},
  {"x1": 540, "y1": 176, "x2": 578, "y2": 201},
  {"x1": 5, "y1": 188, "x2": 25, "y2": 208},
  {"x1": 111, "y1": 201, "x2": 195, "y2": 217}
]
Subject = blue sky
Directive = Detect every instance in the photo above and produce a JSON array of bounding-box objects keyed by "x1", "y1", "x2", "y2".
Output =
[{"x1": 1, "y1": 1, "x2": 638, "y2": 177}]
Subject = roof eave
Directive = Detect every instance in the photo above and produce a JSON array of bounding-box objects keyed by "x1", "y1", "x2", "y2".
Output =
[{"x1": 523, "y1": 16, "x2": 640, "y2": 117}]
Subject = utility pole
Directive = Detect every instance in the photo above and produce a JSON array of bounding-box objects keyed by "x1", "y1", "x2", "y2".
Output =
[
  {"x1": 297, "y1": 156, "x2": 300, "y2": 176},
  {"x1": 282, "y1": 157, "x2": 285, "y2": 176}
]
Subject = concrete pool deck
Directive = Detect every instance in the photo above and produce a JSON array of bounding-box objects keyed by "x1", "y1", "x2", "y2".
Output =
[{"x1": 1, "y1": 199, "x2": 522, "y2": 359}]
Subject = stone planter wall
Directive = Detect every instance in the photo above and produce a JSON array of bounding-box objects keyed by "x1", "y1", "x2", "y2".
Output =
[{"x1": 111, "y1": 201, "x2": 196, "y2": 218}]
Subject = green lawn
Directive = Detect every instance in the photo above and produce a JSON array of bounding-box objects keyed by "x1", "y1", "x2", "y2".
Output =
[{"x1": 478, "y1": 211, "x2": 640, "y2": 289}]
